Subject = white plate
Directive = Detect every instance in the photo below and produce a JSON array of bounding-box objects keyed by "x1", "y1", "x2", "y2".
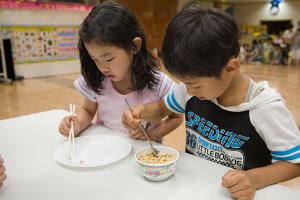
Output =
[{"x1": 53, "y1": 134, "x2": 132, "y2": 167}]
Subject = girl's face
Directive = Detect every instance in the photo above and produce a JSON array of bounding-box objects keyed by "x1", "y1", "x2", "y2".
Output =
[{"x1": 84, "y1": 41, "x2": 134, "y2": 83}]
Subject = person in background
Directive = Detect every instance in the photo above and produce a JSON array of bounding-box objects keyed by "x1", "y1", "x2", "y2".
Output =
[
  {"x1": 249, "y1": 39, "x2": 264, "y2": 64},
  {"x1": 239, "y1": 44, "x2": 247, "y2": 64},
  {"x1": 273, "y1": 32, "x2": 285, "y2": 65},
  {"x1": 273, "y1": 33, "x2": 283, "y2": 47},
  {"x1": 263, "y1": 38, "x2": 273, "y2": 64},
  {"x1": 291, "y1": 28, "x2": 300, "y2": 66},
  {"x1": 282, "y1": 24, "x2": 296, "y2": 65},
  {"x1": 283, "y1": 24, "x2": 296, "y2": 45},
  {"x1": 271, "y1": 44, "x2": 282, "y2": 65}
]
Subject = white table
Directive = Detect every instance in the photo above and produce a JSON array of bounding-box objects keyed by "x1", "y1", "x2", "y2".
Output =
[{"x1": 0, "y1": 110, "x2": 299, "y2": 200}]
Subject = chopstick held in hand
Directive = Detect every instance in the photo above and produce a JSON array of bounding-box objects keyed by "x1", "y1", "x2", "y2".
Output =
[{"x1": 67, "y1": 104, "x2": 76, "y2": 160}]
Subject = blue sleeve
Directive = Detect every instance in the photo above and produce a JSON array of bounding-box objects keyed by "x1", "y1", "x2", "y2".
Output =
[{"x1": 163, "y1": 83, "x2": 188, "y2": 114}]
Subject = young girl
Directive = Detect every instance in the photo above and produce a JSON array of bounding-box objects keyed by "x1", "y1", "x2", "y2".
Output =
[{"x1": 58, "y1": 2, "x2": 182, "y2": 141}]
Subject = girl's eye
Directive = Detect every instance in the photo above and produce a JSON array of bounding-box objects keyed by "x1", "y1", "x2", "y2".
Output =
[{"x1": 106, "y1": 58, "x2": 114, "y2": 62}]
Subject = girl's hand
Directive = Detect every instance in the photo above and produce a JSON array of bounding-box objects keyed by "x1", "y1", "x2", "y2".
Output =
[
  {"x1": 122, "y1": 104, "x2": 145, "y2": 134},
  {"x1": 0, "y1": 155, "x2": 7, "y2": 187},
  {"x1": 128, "y1": 130, "x2": 147, "y2": 140},
  {"x1": 58, "y1": 115, "x2": 80, "y2": 137},
  {"x1": 222, "y1": 169, "x2": 257, "y2": 200}
]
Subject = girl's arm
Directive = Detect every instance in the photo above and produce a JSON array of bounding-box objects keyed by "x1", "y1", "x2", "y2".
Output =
[
  {"x1": 123, "y1": 99, "x2": 173, "y2": 129},
  {"x1": 76, "y1": 97, "x2": 98, "y2": 134},
  {"x1": 123, "y1": 99, "x2": 183, "y2": 141},
  {"x1": 59, "y1": 98, "x2": 97, "y2": 137}
]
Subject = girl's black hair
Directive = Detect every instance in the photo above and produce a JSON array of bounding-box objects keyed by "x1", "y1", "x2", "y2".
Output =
[
  {"x1": 161, "y1": 7, "x2": 240, "y2": 78},
  {"x1": 78, "y1": 2, "x2": 159, "y2": 94}
]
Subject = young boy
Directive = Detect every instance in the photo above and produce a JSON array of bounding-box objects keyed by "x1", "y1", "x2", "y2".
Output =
[{"x1": 123, "y1": 7, "x2": 300, "y2": 200}]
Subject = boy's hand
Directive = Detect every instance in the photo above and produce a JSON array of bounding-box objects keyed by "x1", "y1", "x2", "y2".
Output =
[
  {"x1": 122, "y1": 104, "x2": 146, "y2": 138},
  {"x1": 222, "y1": 169, "x2": 257, "y2": 200},
  {"x1": 58, "y1": 115, "x2": 80, "y2": 137},
  {"x1": 0, "y1": 155, "x2": 7, "y2": 187}
]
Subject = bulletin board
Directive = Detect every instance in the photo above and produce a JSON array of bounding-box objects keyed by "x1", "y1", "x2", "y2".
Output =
[
  {"x1": 239, "y1": 24, "x2": 267, "y2": 37},
  {"x1": 0, "y1": 25, "x2": 79, "y2": 63}
]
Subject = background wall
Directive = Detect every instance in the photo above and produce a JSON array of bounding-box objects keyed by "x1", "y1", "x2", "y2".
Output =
[
  {"x1": 233, "y1": 1, "x2": 300, "y2": 26},
  {"x1": 0, "y1": 8, "x2": 89, "y2": 78},
  {"x1": 120, "y1": 0, "x2": 178, "y2": 51},
  {"x1": 3, "y1": 0, "x2": 300, "y2": 78},
  {"x1": 178, "y1": 1, "x2": 300, "y2": 27}
]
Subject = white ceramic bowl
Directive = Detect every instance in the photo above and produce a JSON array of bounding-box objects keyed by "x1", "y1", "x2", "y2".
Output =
[{"x1": 135, "y1": 146, "x2": 179, "y2": 181}]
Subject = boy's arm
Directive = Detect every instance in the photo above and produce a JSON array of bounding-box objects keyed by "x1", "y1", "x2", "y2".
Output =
[
  {"x1": 222, "y1": 162, "x2": 300, "y2": 199},
  {"x1": 148, "y1": 111, "x2": 183, "y2": 141},
  {"x1": 248, "y1": 161, "x2": 300, "y2": 189},
  {"x1": 143, "y1": 81, "x2": 188, "y2": 120},
  {"x1": 248, "y1": 99, "x2": 300, "y2": 186},
  {"x1": 222, "y1": 99, "x2": 300, "y2": 199},
  {"x1": 143, "y1": 99, "x2": 173, "y2": 120}
]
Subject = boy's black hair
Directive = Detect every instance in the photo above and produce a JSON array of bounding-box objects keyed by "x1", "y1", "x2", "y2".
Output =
[
  {"x1": 161, "y1": 7, "x2": 240, "y2": 78},
  {"x1": 79, "y1": 2, "x2": 159, "y2": 94}
]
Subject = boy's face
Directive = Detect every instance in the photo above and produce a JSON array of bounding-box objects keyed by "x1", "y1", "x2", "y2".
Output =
[{"x1": 177, "y1": 59, "x2": 238, "y2": 100}]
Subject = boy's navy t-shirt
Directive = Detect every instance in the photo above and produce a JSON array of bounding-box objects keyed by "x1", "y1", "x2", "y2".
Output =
[{"x1": 164, "y1": 81, "x2": 300, "y2": 170}]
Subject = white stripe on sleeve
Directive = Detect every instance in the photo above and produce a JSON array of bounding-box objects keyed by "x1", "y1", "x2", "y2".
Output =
[
  {"x1": 250, "y1": 100, "x2": 300, "y2": 164},
  {"x1": 157, "y1": 72, "x2": 177, "y2": 98}
]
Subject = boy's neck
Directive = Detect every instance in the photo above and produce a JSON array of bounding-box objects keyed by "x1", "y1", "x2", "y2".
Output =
[{"x1": 216, "y1": 71, "x2": 250, "y2": 107}]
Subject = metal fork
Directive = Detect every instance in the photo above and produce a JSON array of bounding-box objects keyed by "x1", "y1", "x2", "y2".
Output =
[{"x1": 124, "y1": 98, "x2": 160, "y2": 157}]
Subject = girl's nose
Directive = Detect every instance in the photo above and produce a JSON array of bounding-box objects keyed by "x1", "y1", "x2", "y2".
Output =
[{"x1": 96, "y1": 62, "x2": 109, "y2": 72}]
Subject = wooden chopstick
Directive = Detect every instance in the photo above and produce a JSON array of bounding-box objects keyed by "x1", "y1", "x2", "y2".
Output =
[
  {"x1": 67, "y1": 104, "x2": 72, "y2": 159},
  {"x1": 67, "y1": 104, "x2": 76, "y2": 160},
  {"x1": 71, "y1": 104, "x2": 76, "y2": 157}
]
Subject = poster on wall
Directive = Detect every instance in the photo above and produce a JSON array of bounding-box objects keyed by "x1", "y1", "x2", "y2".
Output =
[
  {"x1": 0, "y1": 1, "x2": 92, "y2": 11},
  {"x1": 0, "y1": 26, "x2": 79, "y2": 63}
]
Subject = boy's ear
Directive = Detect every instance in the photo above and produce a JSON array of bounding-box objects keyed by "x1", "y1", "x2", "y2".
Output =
[
  {"x1": 132, "y1": 37, "x2": 142, "y2": 51},
  {"x1": 225, "y1": 58, "x2": 240, "y2": 73}
]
